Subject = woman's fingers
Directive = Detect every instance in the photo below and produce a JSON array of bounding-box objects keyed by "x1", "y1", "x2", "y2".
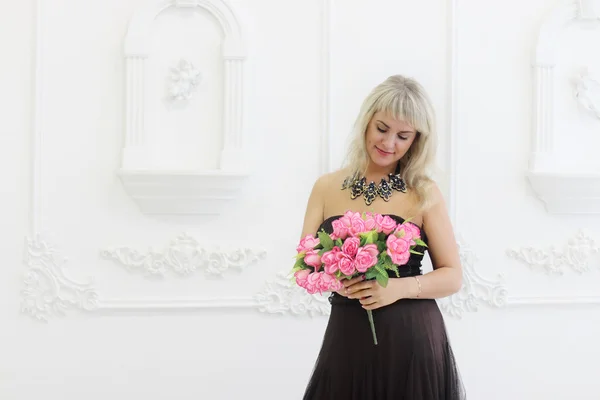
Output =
[
  {"x1": 346, "y1": 280, "x2": 375, "y2": 296},
  {"x1": 359, "y1": 296, "x2": 377, "y2": 305},
  {"x1": 348, "y1": 288, "x2": 375, "y2": 299},
  {"x1": 343, "y1": 275, "x2": 365, "y2": 288}
]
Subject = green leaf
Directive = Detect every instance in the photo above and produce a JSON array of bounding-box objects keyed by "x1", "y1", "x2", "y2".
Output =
[
  {"x1": 415, "y1": 238, "x2": 427, "y2": 247},
  {"x1": 378, "y1": 255, "x2": 399, "y2": 277},
  {"x1": 335, "y1": 239, "x2": 343, "y2": 247},
  {"x1": 372, "y1": 261, "x2": 390, "y2": 287},
  {"x1": 410, "y1": 250, "x2": 424, "y2": 255},
  {"x1": 376, "y1": 271, "x2": 389, "y2": 288},
  {"x1": 317, "y1": 231, "x2": 334, "y2": 251},
  {"x1": 363, "y1": 230, "x2": 378, "y2": 244},
  {"x1": 384, "y1": 261, "x2": 399, "y2": 275},
  {"x1": 365, "y1": 269, "x2": 378, "y2": 280},
  {"x1": 375, "y1": 263, "x2": 387, "y2": 276},
  {"x1": 293, "y1": 257, "x2": 306, "y2": 269},
  {"x1": 383, "y1": 254, "x2": 393, "y2": 264},
  {"x1": 290, "y1": 261, "x2": 308, "y2": 277},
  {"x1": 389, "y1": 265, "x2": 400, "y2": 277}
]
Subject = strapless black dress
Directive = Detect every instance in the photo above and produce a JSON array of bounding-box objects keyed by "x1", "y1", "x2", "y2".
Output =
[{"x1": 302, "y1": 214, "x2": 466, "y2": 400}]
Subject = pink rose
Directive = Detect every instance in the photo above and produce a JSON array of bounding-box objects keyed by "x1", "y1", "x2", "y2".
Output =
[
  {"x1": 364, "y1": 214, "x2": 377, "y2": 231},
  {"x1": 321, "y1": 247, "x2": 341, "y2": 274},
  {"x1": 337, "y1": 254, "x2": 356, "y2": 276},
  {"x1": 341, "y1": 237, "x2": 360, "y2": 257},
  {"x1": 376, "y1": 215, "x2": 397, "y2": 235},
  {"x1": 349, "y1": 218, "x2": 367, "y2": 237},
  {"x1": 304, "y1": 249, "x2": 322, "y2": 270},
  {"x1": 330, "y1": 278, "x2": 344, "y2": 292},
  {"x1": 294, "y1": 269, "x2": 310, "y2": 288},
  {"x1": 319, "y1": 273, "x2": 343, "y2": 292},
  {"x1": 304, "y1": 272, "x2": 323, "y2": 294},
  {"x1": 296, "y1": 234, "x2": 320, "y2": 253},
  {"x1": 395, "y1": 223, "x2": 421, "y2": 246},
  {"x1": 333, "y1": 211, "x2": 363, "y2": 239},
  {"x1": 386, "y1": 235, "x2": 410, "y2": 265},
  {"x1": 355, "y1": 244, "x2": 379, "y2": 272},
  {"x1": 331, "y1": 219, "x2": 349, "y2": 240}
]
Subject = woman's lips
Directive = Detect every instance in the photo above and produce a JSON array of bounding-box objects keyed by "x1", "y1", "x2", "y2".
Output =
[{"x1": 375, "y1": 146, "x2": 393, "y2": 157}]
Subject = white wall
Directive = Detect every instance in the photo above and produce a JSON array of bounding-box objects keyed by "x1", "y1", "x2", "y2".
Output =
[{"x1": 1, "y1": 0, "x2": 600, "y2": 399}]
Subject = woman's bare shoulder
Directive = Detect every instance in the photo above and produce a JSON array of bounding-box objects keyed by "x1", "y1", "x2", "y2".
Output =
[
  {"x1": 300, "y1": 169, "x2": 348, "y2": 238},
  {"x1": 312, "y1": 168, "x2": 349, "y2": 192}
]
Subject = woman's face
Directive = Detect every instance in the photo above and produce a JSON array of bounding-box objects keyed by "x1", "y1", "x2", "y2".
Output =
[{"x1": 365, "y1": 111, "x2": 417, "y2": 170}]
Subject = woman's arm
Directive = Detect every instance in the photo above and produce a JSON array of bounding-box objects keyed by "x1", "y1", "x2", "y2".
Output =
[
  {"x1": 298, "y1": 173, "x2": 354, "y2": 298},
  {"x1": 299, "y1": 175, "x2": 327, "y2": 239},
  {"x1": 395, "y1": 183, "x2": 463, "y2": 299}
]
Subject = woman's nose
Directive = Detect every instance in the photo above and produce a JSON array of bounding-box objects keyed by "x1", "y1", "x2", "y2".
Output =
[{"x1": 382, "y1": 134, "x2": 394, "y2": 148}]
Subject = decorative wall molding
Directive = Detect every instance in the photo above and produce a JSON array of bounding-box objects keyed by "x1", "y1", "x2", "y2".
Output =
[
  {"x1": 116, "y1": 170, "x2": 250, "y2": 215},
  {"x1": 96, "y1": 297, "x2": 256, "y2": 313},
  {"x1": 120, "y1": 0, "x2": 249, "y2": 215},
  {"x1": 101, "y1": 233, "x2": 266, "y2": 278},
  {"x1": 22, "y1": 236, "x2": 99, "y2": 322},
  {"x1": 22, "y1": 0, "x2": 100, "y2": 322},
  {"x1": 507, "y1": 230, "x2": 600, "y2": 274},
  {"x1": 576, "y1": 0, "x2": 600, "y2": 21},
  {"x1": 439, "y1": 237, "x2": 508, "y2": 318},
  {"x1": 506, "y1": 295, "x2": 600, "y2": 305},
  {"x1": 437, "y1": 0, "x2": 511, "y2": 314},
  {"x1": 253, "y1": 271, "x2": 332, "y2": 317},
  {"x1": 319, "y1": 0, "x2": 332, "y2": 174},
  {"x1": 23, "y1": 0, "x2": 265, "y2": 322},
  {"x1": 168, "y1": 58, "x2": 202, "y2": 101},
  {"x1": 528, "y1": 0, "x2": 600, "y2": 214},
  {"x1": 574, "y1": 67, "x2": 600, "y2": 119}
]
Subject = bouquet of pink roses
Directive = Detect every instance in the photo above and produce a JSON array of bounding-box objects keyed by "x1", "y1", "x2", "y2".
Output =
[{"x1": 291, "y1": 210, "x2": 426, "y2": 345}]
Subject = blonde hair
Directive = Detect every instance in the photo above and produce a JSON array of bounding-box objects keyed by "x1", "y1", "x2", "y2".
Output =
[{"x1": 342, "y1": 74, "x2": 438, "y2": 213}]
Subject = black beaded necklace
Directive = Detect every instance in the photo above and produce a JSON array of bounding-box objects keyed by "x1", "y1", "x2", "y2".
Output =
[{"x1": 341, "y1": 166, "x2": 407, "y2": 206}]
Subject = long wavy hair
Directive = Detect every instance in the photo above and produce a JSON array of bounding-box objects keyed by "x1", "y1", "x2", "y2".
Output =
[{"x1": 342, "y1": 75, "x2": 438, "y2": 213}]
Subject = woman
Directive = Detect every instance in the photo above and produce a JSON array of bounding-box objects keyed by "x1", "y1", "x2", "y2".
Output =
[{"x1": 300, "y1": 75, "x2": 466, "y2": 399}]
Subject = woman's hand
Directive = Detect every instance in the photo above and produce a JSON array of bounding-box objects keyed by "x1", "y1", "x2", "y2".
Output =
[
  {"x1": 335, "y1": 275, "x2": 365, "y2": 297},
  {"x1": 345, "y1": 277, "x2": 407, "y2": 310}
]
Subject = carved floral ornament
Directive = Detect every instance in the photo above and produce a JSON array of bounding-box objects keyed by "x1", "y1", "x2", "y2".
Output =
[
  {"x1": 574, "y1": 67, "x2": 600, "y2": 120},
  {"x1": 507, "y1": 230, "x2": 600, "y2": 275},
  {"x1": 100, "y1": 233, "x2": 267, "y2": 278},
  {"x1": 168, "y1": 59, "x2": 202, "y2": 101}
]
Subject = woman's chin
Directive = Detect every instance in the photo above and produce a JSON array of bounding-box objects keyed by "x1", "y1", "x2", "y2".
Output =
[{"x1": 369, "y1": 148, "x2": 395, "y2": 163}]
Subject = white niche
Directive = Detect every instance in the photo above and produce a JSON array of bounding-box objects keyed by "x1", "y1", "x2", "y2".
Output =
[
  {"x1": 119, "y1": 0, "x2": 248, "y2": 215},
  {"x1": 528, "y1": 0, "x2": 600, "y2": 214}
]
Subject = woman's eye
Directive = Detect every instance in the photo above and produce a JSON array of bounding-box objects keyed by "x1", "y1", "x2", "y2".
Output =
[
  {"x1": 377, "y1": 127, "x2": 386, "y2": 133},
  {"x1": 398, "y1": 135, "x2": 408, "y2": 140}
]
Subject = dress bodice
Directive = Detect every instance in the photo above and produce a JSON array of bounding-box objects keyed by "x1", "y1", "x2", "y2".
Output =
[{"x1": 317, "y1": 214, "x2": 427, "y2": 278}]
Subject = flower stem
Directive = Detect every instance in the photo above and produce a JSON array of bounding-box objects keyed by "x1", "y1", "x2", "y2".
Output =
[{"x1": 366, "y1": 309, "x2": 378, "y2": 345}]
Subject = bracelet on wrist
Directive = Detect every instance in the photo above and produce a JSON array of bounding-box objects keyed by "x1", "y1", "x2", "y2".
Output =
[{"x1": 413, "y1": 276, "x2": 422, "y2": 298}]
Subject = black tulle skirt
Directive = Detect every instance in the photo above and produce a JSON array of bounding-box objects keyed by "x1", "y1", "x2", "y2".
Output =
[{"x1": 302, "y1": 292, "x2": 466, "y2": 400}]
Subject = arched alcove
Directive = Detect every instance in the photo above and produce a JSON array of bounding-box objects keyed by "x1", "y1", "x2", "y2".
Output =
[
  {"x1": 118, "y1": 0, "x2": 248, "y2": 215},
  {"x1": 527, "y1": 0, "x2": 600, "y2": 214}
]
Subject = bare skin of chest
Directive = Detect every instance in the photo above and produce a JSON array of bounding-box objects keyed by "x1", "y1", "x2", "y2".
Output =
[{"x1": 322, "y1": 171, "x2": 423, "y2": 227}]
